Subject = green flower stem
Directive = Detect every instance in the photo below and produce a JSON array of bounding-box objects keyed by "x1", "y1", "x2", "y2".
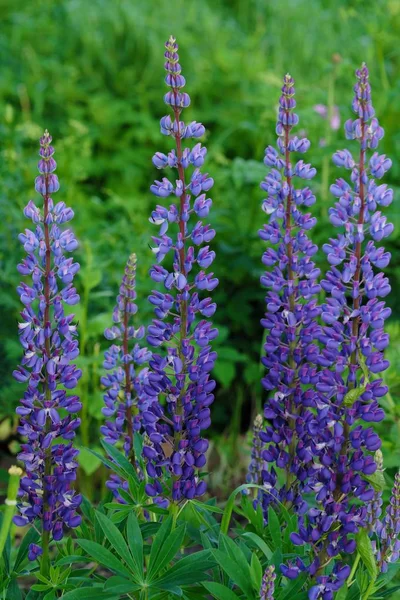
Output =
[{"x1": 0, "y1": 466, "x2": 22, "y2": 559}]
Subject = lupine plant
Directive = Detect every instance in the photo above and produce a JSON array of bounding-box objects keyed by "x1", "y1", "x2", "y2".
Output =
[
  {"x1": 3, "y1": 40, "x2": 399, "y2": 600},
  {"x1": 13, "y1": 131, "x2": 82, "y2": 575},
  {"x1": 101, "y1": 253, "x2": 151, "y2": 498},
  {"x1": 140, "y1": 36, "x2": 218, "y2": 508}
]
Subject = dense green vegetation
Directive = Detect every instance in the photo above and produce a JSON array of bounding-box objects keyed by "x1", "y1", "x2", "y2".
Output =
[{"x1": 1, "y1": 0, "x2": 399, "y2": 493}]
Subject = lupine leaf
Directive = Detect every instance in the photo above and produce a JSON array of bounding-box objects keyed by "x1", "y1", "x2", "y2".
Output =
[
  {"x1": 363, "y1": 470, "x2": 386, "y2": 492},
  {"x1": 250, "y1": 552, "x2": 262, "y2": 591},
  {"x1": 147, "y1": 517, "x2": 173, "y2": 580},
  {"x1": 242, "y1": 532, "x2": 273, "y2": 559},
  {"x1": 202, "y1": 582, "x2": 239, "y2": 600},
  {"x1": 147, "y1": 524, "x2": 186, "y2": 579},
  {"x1": 126, "y1": 511, "x2": 144, "y2": 579},
  {"x1": 267, "y1": 506, "x2": 282, "y2": 550},
  {"x1": 76, "y1": 539, "x2": 131, "y2": 577},
  {"x1": 104, "y1": 576, "x2": 141, "y2": 594},
  {"x1": 356, "y1": 529, "x2": 377, "y2": 581},
  {"x1": 95, "y1": 511, "x2": 136, "y2": 574},
  {"x1": 61, "y1": 588, "x2": 119, "y2": 600},
  {"x1": 100, "y1": 441, "x2": 139, "y2": 483},
  {"x1": 334, "y1": 584, "x2": 348, "y2": 600},
  {"x1": 212, "y1": 549, "x2": 254, "y2": 598},
  {"x1": 343, "y1": 386, "x2": 367, "y2": 407},
  {"x1": 154, "y1": 550, "x2": 215, "y2": 589}
]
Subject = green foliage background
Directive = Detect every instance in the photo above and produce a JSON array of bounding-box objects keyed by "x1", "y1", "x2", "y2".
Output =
[{"x1": 0, "y1": 0, "x2": 399, "y2": 485}]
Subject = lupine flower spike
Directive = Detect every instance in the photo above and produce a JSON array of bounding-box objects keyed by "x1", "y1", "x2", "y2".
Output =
[
  {"x1": 377, "y1": 471, "x2": 400, "y2": 571},
  {"x1": 13, "y1": 131, "x2": 82, "y2": 569},
  {"x1": 258, "y1": 73, "x2": 320, "y2": 514},
  {"x1": 292, "y1": 64, "x2": 393, "y2": 596},
  {"x1": 141, "y1": 36, "x2": 218, "y2": 506},
  {"x1": 246, "y1": 414, "x2": 265, "y2": 489},
  {"x1": 101, "y1": 253, "x2": 151, "y2": 497},
  {"x1": 260, "y1": 565, "x2": 276, "y2": 600}
]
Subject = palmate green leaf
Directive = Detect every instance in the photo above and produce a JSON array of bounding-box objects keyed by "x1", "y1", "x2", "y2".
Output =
[
  {"x1": 241, "y1": 532, "x2": 273, "y2": 560},
  {"x1": 221, "y1": 483, "x2": 274, "y2": 535},
  {"x1": 219, "y1": 533, "x2": 248, "y2": 566},
  {"x1": 148, "y1": 516, "x2": 173, "y2": 578},
  {"x1": 95, "y1": 511, "x2": 137, "y2": 574},
  {"x1": 126, "y1": 511, "x2": 144, "y2": 579},
  {"x1": 250, "y1": 552, "x2": 262, "y2": 592},
  {"x1": 104, "y1": 576, "x2": 141, "y2": 594},
  {"x1": 100, "y1": 440, "x2": 139, "y2": 484},
  {"x1": 61, "y1": 587, "x2": 120, "y2": 600},
  {"x1": 190, "y1": 499, "x2": 224, "y2": 514},
  {"x1": 356, "y1": 528, "x2": 378, "y2": 581},
  {"x1": 153, "y1": 550, "x2": 215, "y2": 591},
  {"x1": 147, "y1": 524, "x2": 186, "y2": 581},
  {"x1": 76, "y1": 539, "x2": 132, "y2": 578},
  {"x1": 334, "y1": 583, "x2": 348, "y2": 600},
  {"x1": 202, "y1": 582, "x2": 240, "y2": 600},
  {"x1": 85, "y1": 448, "x2": 129, "y2": 486},
  {"x1": 212, "y1": 549, "x2": 255, "y2": 599},
  {"x1": 55, "y1": 555, "x2": 92, "y2": 566},
  {"x1": 267, "y1": 506, "x2": 282, "y2": 550},
  {"x1": 363, "y1": 470, "x2": 386, "y2": 492}
]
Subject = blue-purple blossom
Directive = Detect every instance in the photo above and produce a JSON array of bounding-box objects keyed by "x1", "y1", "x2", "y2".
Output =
[
  {"x1": 101, "y1": 254, "x2": 152, "y2": 497},
  {"x1": 258, "y1": 73, "x2": 321, "y2": 514},
  {"x1": 290, "y1": 64, "x2": 393, "y2": 593},
  {"x1": 141, "y1": 36, "x2": 218, "y2": 505},
  {"x1": 308, "y1": 563, "x2": 350, "y2": 600},
  {"x1": 260, "y1": 565, "x2": 276, "y2": 599},
  {"x1": 13, "y1": 131, "x2": 82, "y2": 549}
]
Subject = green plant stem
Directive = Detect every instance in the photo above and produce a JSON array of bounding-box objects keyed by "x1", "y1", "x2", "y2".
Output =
[
  {"x1": 170, "y1": 502, "x2": 179, "y2": 531},
  {"x1": 346, "y1": 552, "x2": 360, "y2": 587},
  {"x1": 362, "y1": 578, "x2": 375, "y2": 600},
  {"x1": 40, "y1": 176, "x2": 52, "y2": 579},
  {"x1": 0, "y1": 466, "x2": 22, "y2": 559}
]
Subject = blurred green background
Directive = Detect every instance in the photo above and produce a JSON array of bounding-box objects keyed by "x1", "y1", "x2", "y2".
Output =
[{"x1": 0, "y1": 0, "x2": 399, "y2": 491}]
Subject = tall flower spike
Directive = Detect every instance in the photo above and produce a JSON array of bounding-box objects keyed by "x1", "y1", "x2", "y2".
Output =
[
  {"x1": 258, "y1": 73, "x2": 320, "y2": 515},
  {"x1": 141, "y1": 36, "x2": 218, "y2": 506},
  {"x1": 260, "y1": 565, "x2": 276, "y2": 599},
  {"x1": 378, "y1": 471, "x2": 400, "y2": 571},
  {"x1": 13, "y1": 131, "x2": 82, "y2": 561},
  {"x1": 101, "y1": 254, "x2": 152, "y2": 498},
  {"x1": 246, "y1": 414, "x2": 265, "y2": 488},
  {"x1": 291, "y1": 64, "x2": 393, "y2": 593}
]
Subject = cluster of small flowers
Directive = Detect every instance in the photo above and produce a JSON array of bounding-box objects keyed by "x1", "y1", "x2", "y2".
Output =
[
  {"x1": 12, "y1": 38, "x2": 399, "y2": 599},
  {"x1": 13, "y1": 131, "x2": 82, "y2": 558},
  {"x1": 260, "y1": 565, "x2": 276, "y2": 599},
  {"x1": 139, "y1": 36, "x2": 218, "y2": 506},
  {"x1": 258, "y1": 73, "x2": 321, "y2": 516},
  {"x1": 255, "y1": 64, "x2": 397, "y2": 598},
  {"x1": 100, "y1": 253, "x2": 152, "y2": 497}
]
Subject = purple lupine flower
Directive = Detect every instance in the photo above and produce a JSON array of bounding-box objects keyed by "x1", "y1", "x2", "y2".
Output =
[
  {"x1": 142, "y1": 36, "x2": 218, "y2": 506},
  {"x1": 295, "y1": 64, "x2": 392, "y2": 584},
  {"x1": 308, "y1": 563, "x2": 350, "y2": 600},
  {"x1": 258, "y1": 74, "x2": 320, "y2": 515},
  {"x1": 260, "y1": 565, "x2": 276, "y2": 599},
  {"x1": 13, "y1": 131, "x2": 82, "y2": 551},
  {"x1": 100, "y1": 254, "x2": 152, "y2": 498},
  {"x1": 377, "y1": 471, "x2": 400, "y2": 571}
]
